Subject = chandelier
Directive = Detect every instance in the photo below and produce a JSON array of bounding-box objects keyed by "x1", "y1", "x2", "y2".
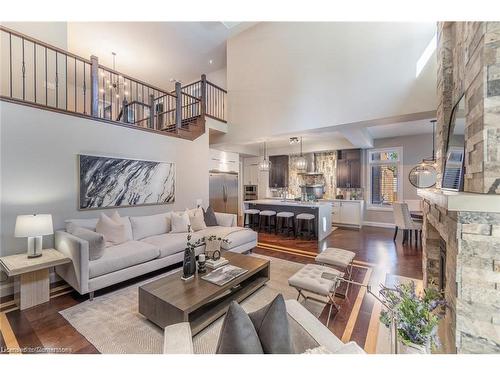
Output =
[
  {"x1": 259, "y1": 142, "x2": 271, "y2": 172},
  {"x1": 101, "y1": 52, "x2": 128, "y2": 99}
]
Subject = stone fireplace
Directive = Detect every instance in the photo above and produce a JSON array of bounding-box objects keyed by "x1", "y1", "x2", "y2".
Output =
[{"x1": 418, "y1": 22, "x2": 500, "y2": 354}]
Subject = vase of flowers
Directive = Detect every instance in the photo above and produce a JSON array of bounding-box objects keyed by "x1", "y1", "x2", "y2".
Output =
[
  {"x1": 182, "y1": 228, "x2": 204, "y2": 281},
  {"x1": 379, "y1": 281, "x2": 445, "y2": 354}
]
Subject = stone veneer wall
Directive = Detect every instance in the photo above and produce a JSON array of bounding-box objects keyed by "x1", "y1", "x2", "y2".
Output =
[
  {"x1": 436, "y1": 22, "x2": 500, "y2": 193},
  {"x1": 425, "y1": 21, "x2": 500, "y2": 353},
  {"x1": 288, "y1": 152, "x2": 336, "y2": 198}
]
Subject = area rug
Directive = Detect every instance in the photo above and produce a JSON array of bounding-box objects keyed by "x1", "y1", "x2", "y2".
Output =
[{"x1": 59, "y1": 255, "x2": 326, "y2": 354}]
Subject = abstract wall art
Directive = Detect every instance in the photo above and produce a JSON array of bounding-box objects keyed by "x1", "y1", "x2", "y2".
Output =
[{"x1": 79, "y1": 154, "x2": 175, "y2": 209}]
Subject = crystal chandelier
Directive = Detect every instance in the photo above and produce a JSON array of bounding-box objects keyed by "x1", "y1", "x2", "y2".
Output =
[
  {"x1": 259, "y1": 142, "x2": 271, "y2": 172},
  {"x1": 294, "y1": 137, "x2": 307, "y2": 171}
]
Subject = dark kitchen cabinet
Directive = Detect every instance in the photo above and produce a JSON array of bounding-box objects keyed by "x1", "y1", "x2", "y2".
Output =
[
  {"x1": 336, "y1": 149, "x2": 361, "y2": 188},
  {"x1": 269, "y1": 155, "x2": 289, "y2": 188}
]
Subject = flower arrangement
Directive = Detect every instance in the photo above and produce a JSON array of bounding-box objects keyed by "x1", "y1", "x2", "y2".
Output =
[{"x1": 379, "y1": 281, "x2": 446, "y2": 351}]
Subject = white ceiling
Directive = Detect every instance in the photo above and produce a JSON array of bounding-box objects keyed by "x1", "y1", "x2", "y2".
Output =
[
  {"x1": 67, "y1": 22, "x2": 255, "y2": 90},
  {"x1": 366, "y1": 119, "x2": 435, "y2": 138}
]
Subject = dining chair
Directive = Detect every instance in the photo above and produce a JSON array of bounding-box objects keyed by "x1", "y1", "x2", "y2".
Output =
[{"x1": 392, "y1": 202, "x2": 422, "y2": 245}]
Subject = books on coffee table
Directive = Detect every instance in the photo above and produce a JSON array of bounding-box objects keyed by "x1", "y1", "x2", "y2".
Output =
[
  {"x1": 201, "y1": 265, "x2": 248, "y2": 286},
  {"x1": 205, "y1": 257, "x2": 229, "y2": 269}
]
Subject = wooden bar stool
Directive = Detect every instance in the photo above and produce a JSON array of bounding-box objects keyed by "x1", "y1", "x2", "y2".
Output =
[
  {"x1": 276, "y1": 211, "x2": 295, "y2": 237},
  {"x1": 259, "y1": 210, "x2": 277, "y2": 233},
  {"x1": 296, "y1": 213, "x2": 316, "y2": 240},
  {"x1": 243, "y1": 209, "x2": 260, "y2": 230}
]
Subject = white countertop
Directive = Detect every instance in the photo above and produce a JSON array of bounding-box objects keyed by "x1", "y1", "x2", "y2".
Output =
[
  {"x1": 319, "y1": 199, "x2": 365, "y2": 203},
  {"x1": 245, "y1": 199, "x2": 331, "y2": 208}
]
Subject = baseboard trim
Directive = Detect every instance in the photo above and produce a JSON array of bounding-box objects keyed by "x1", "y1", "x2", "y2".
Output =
[{"x1": 363, "y1": 221, "x2": 395, "y2": 229}]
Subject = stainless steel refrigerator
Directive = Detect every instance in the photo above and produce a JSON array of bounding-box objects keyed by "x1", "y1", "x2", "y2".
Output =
[{"x1": 209, "y1": 172, "x2": 239, "y2": 215}]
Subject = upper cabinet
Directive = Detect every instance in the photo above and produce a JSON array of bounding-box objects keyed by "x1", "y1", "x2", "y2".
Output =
[
  {"x1": 243, "y1": 163, "x2": 259, "y2": 185},
  {"x1": 336, "y1": 149, "x2": 361, "y2": 188},
  {"x1": 269, "y1": 155, "x2": 289, "y2": 188}
]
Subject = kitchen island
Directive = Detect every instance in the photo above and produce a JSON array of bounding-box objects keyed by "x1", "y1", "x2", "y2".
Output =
[{"x1": 243, "y1": 199, "x2": 333, "y2": 241}]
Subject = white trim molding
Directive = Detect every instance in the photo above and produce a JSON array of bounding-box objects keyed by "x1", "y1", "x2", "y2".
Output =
[{"x1": 363, "y1": 221, "x2": 396, "y2": 229}]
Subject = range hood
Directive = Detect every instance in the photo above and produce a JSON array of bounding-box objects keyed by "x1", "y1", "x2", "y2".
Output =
[{"x1": 298, "y1": 153, "x2": 323, "y2": 175}]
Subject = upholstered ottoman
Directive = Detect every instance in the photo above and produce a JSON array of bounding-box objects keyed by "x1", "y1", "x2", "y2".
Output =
[
  {"x1": 315, "y1": 247, "x2": 355, "y2": 295},
  {"x1": 288, "y1": 264, "x2": 344, "y2": 325}
]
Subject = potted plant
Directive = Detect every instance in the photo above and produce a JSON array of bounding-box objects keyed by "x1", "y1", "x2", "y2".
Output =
[{"x1": 379, "y1": 281, "x2": 446, "y2": 354}]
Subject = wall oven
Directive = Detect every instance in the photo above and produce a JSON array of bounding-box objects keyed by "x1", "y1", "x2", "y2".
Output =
[{"x1": 244, "y1": 185, "x2": 258, "y2": 201}]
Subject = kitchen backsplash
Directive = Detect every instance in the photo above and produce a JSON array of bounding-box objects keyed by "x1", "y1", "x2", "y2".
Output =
[{"x1": 288, "y1": 151, "x2": 337, "y2": 198}]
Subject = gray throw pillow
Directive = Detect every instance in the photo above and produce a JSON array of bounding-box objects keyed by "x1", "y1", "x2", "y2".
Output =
[
  {"x1": 216, "y1": 301, "x2": 264, "y2": 354},
  {"x1": 71, "y1": 227, "x2": 105, "y2": 261},
  {"x1": 249, "y1": 294, "x2": 294, "y2": 354},
  {"x1": 203, "y1": 206, "x2": 218, "y2": 227}
]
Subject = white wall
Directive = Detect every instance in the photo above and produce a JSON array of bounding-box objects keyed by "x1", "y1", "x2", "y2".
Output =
[
  {"x1": 0, "y1": 102, "x2": 209, "y2": 255},
  {"x1": 1, "y1": 22, "x2": 68, "y2": 49},
  {"x1": 224, "y1": 22, "x2": 437, "y2": 145},
  {"x1": 206, "y1": 67, "x2": 227, "y2": 89}
]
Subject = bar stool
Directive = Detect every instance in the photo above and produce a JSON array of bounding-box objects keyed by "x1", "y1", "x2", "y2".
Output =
[
  {"x1": 296, "y1": 213, "x2": 316, "y2": 240},
  {"x1": 276, "y1": 211, "x2": 295, "y2": 237},
  {"x1": 243, "y1": 209, "x2": 260, "y2": 230},
  {"x1": 259, "y1": 210, "x2": 277, "y2": 233}
]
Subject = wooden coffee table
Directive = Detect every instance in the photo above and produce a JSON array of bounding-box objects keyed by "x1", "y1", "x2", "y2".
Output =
[{"x1": 138, "y1": 252, "x2": 270, "y2": 335}]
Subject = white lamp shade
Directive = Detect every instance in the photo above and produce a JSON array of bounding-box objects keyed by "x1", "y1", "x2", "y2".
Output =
[{"x1": 15, "y1": 214, "x2": 54, "y2": 237}]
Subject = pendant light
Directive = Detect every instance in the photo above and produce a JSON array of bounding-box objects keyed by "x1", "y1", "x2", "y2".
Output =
[
  {"x1": 259, "y1": 142, "x2": 271, "y2": 172},
  {"x1": 422, "y1": 119, "x2": 437, "y2": 166},
  {"x1": 295, "y1": 137, "x2": 307, "y2": 171}
]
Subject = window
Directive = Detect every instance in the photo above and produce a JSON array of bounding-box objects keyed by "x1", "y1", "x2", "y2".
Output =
[{"x1": 367, "y1": 148, "x2": 403, "y2": 208}]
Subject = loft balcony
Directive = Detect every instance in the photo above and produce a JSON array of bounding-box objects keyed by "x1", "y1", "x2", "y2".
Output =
[{"x1": 0, "y1": 26, "x2": 227, "y2": 141}]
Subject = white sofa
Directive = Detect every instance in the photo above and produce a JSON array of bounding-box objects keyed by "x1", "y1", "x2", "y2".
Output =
[
  {"x1": 55, "y1": 212, "x2": 257, "y2": 297},
  {"x1": 163, "y1": 299, "x2": 365, "y2": 354}
]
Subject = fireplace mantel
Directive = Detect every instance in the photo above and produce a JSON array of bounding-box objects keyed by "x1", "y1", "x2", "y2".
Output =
[{"x1": 417, "y1": 188, "x2": 500, "y2": 213}]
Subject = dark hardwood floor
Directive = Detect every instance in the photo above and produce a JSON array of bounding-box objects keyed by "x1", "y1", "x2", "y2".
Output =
[{"x1": 0, "y1": 226, "x2": 422, "y2": 354}]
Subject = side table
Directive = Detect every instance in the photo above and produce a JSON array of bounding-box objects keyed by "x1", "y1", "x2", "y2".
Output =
[{"x1": 0, "y1": 249, "x2": 71, "y2": 310}]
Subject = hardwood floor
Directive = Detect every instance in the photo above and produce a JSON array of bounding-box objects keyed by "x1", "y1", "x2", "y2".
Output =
[{"x1": 0, "y1": 226, "x2": 422, "y2": 354}]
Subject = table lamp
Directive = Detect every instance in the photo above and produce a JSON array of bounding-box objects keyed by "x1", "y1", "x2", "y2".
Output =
[{"x1": 15, "y1": 214, "x2": 53, "y2": 258}]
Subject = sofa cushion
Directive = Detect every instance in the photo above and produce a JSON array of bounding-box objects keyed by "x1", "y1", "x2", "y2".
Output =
[
  {"x1": 171, "y1": 211, "x2": 191, "y2": 233},
  {"x1": 111, "y1": 212, "x2": 133, "y2": 242},
  {"x1": 70, "y1": 227, "x2": 105, "y2": 261},
  {"x1": 216, "y1": 301, "x2": 264, "y2": 354},
  {"x1": 142, "y1": 232, "x2": 205, "y2": 258},
  {"x1": 130, "y1": 213, "x2": 171, "y2": 240},
  {"x1": 89, "y1": 241, "x2": 160, "y2": 278},
  {"x1": 188, "y1": 208, "x2": 207, "y2": 232},
  {"x1": 248, "y1": 294, "x2": 293, "y2": 354},
  {"x1": 96, "y1": 213, "x2": 129, "y2": 246},
  {"x1": 221, "y1": 229, "x2": 257, "y2": 250},
  {"x1": 203, "y1": 206, "x2": 218, "y2": 227}
]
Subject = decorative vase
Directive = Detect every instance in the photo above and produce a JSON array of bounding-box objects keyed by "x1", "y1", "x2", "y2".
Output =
[
  {"x1": 182, "y1": 247, "x2": 196, "y2": 281},
  {"x1": 397, "y1": 339, "x2": 430, "y2": 354}
]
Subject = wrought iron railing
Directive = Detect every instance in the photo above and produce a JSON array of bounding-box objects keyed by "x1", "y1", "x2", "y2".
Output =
[{"x1": 0, "y1": 25, "x2": 228, "y2": 135}]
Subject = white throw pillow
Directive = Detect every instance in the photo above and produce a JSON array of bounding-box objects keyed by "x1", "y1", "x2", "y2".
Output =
[
  {"x1": 109, "y1": 211, "x2": 133, "y2": 241},
  {"x1": 170, "y1": 211, "x2": 191, "y2": 233},
  {"x1": 188, "y1": 208, "x2": 207, "y2": 232},
  {"x1": 96, "y1": 212, "x2": 128, "y2": 245},
  {"x1": 130, "y1": 212, "x2": 171, "y2": 240}
]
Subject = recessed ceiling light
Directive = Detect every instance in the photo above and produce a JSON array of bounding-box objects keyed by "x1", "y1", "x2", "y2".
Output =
[
  {"x1": 209, "y1": 59, "x2": 214, "y2": 65},
  {"x1": 416, "y1": 34, "x2": 437, "y2": 78}
]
